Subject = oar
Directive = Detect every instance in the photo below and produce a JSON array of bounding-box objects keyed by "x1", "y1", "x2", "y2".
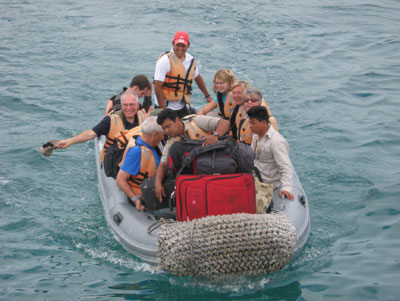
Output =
[{"x1": 40, "y1": 140, "x2": 60, "y2": 157}]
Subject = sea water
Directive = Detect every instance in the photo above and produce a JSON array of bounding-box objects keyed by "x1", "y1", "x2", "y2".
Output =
[{"x1": 1, "y1": 0, "x2": 399, "y2": 300}]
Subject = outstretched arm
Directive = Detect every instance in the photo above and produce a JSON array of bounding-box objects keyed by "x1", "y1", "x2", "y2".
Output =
[{"x1": 56, "y1": 130, "x2": 97, "y2": 149}]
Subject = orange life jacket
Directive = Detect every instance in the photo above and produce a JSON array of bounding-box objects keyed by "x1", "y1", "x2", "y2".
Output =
[
  {"x1": 104, "y1": 88, "x2": 128, "y2": 116},
  {"x1": 115, "y1": 126, "x2": 142, "y2": 150},
  {"x1": 161, "y1": 52, "x2": 196, "y2": 104},
  {"x1": 222, "y1": 92, "x2": 236, "y2": 119},
  {"x1": 101, "y1": 110, "x2": 145, "y2": 162},
  {"x1": 237, "y1": 118, "x2": 252, "y2": 145},
  {"x1": 120, "y1": 137, "x2": 158, "y2": 196},
  {"x1": 164, "y1": 115, "x2": 211, "y2": 150},
  {"x1": 235, "y1": 99, "x2": 270, "y2": 145},
  {"x1": 183, "y1": 115, "x2": 211, "y2": 139},
  {"x1": 104, "y1": 99, "x2": 114, "y2": 116}
]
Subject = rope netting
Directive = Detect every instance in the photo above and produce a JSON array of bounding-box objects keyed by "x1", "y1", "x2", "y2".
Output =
[{"x1": 157, "y1": 211, "x2": 297, "y2": 276}]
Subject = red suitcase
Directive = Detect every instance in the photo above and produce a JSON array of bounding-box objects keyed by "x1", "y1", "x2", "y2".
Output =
[{"x1": 175, "y1": 173, "x2": 256, "y2": 221}]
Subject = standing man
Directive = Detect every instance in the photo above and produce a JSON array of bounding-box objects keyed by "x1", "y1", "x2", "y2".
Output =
[
  {"x1": 247, "y1": 106, "x2": 294, "y2": 200},
  {"x1": 153, "y1": 31, "x2": 214, "y2": 118},
  {"x1": 105, "y1": 74, "x2": 152, "y2": 115}
]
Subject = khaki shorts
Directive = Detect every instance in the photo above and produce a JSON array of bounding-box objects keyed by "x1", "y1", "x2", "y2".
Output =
[{"x1": 254, "y1": 176, "x2": 274, "y2": 214}]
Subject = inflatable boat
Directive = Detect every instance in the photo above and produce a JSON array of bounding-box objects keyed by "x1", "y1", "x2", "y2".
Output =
[{"x1": 95, "y1": 136, "x2": 310, "y2": 275}]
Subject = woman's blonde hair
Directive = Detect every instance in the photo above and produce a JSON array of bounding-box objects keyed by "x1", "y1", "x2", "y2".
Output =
[
  {"x1": 212, "y1": 69, "x2": 236, "y2": 94},
  {"x1": 232, "y1": 80, "x2": 250, "y2": 91}
]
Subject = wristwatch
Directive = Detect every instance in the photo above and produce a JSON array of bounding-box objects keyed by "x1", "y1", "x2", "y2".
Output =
[{"x1": 212, "y1": 131, "x2": 220, "y2": 140}]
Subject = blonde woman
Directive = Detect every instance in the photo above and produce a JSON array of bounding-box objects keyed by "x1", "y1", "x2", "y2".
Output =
[
  {"x1": 197, "y1": 69, "x2": 236, "y2": 119},
  {"x1": 228, "y1": 80, "x2": 250, "y2": 139}
]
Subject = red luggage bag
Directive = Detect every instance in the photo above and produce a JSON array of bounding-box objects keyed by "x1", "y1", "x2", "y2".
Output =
[{"x1": 175, "y1": 173, "x2": 256, "y2": 221}]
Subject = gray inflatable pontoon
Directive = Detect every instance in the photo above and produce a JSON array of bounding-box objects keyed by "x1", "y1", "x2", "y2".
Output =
[{"x1": 95, "y1": 136, "x2": 310, "y2": 267}]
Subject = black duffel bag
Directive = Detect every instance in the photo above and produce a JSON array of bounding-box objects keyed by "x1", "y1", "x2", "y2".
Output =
[
  {"x1": 169, "y1": 138, "x2": 255, "y2": 177},
  {"x1": 140, "y1": 175, "x2": 175, "y2": 211}
]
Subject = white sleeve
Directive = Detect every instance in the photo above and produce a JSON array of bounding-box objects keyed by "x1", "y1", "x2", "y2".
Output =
[{"x1": 154, "y1": 54, "x2": 171, "y2": 82}]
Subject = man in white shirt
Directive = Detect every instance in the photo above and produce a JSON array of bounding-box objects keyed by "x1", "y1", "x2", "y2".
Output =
[
  {"x1": 247, "y1": 106, "x2": 294, "y2": 200},
  {"x1": 153, "y1": 31, "x2": 213, "y2": 118}
]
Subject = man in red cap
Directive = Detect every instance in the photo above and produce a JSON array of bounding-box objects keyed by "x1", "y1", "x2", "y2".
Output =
[{"x1": 153, "y1": 31, "x2": 213, "y2": 118}]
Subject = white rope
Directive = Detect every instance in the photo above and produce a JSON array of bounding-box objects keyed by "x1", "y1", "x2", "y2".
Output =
[{"x1": 157, "y1": 211, "x2": 298, "y2": 276}]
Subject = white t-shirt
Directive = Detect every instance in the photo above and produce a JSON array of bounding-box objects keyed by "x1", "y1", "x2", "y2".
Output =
[{"x1": 153, "y1": 49, "x2": 200, "y2": 110}]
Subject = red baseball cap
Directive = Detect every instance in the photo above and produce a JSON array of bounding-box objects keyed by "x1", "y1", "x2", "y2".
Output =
[{"x1": 173, "y1": 31, "x2": 190, "y2": 46}]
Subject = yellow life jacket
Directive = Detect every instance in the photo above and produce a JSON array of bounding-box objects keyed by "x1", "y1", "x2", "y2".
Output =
[
  {"x1": 104, "y1": 99, "x2": 114, "y2": 116},
  {"x1": 235, "y1": 99, "x2": 270, "y2": 145},
  {"x1": 222, "y1": 92, "x2": 236, "y2": 119},
  {"x1": 101, "y1": 110, "x2": 145, "y2": 162},
  {"x1": 235, "y1": 105, "x2": 247, "y2": 129},
  {"x1": 237, "y1": 118, "x2": 253, "y2": 145},
  {"x1": 161, "y1": 52, "x2": 197, "y2": 104},
  {"x1": 120, "y1": 137, "x2": 158, "y2": 196},
  {"x1": 235, "y1": 98, "x2": 271, "y2": 128},
  {"x1": 261, "y1": 98, "x2": 272, "y2": 116},
  {"x1": 183, "y1": 115, "x2": 211, "y2": 139},
  {"x1": 116, "y1": 126, "x2": 142, "y2": 150},
  {"x1": 163, "y1": 115, "x2": 211, "y2": 154}
]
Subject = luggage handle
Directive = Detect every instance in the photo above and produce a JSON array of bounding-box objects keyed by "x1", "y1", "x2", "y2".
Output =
[{"x1": 169, "y1": 190, "x2": 175, "y2": 211}]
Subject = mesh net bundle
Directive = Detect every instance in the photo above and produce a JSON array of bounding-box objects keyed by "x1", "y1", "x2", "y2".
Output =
[{"x1": 157, "y1": 212, "x2": 298, "y2": 276}]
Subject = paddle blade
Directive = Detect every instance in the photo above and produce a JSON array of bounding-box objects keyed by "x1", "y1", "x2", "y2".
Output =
[{"x1": 40, "y1": 140, "x2": 59, "y2": 157}]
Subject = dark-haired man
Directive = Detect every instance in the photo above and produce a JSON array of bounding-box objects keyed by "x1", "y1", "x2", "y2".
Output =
[
  {"x1": 154, "y1": 109, "x2": 230, "y2": 201},
  {"x1": 153, "y1": 31, "x2": 213, "y2": 118},
  {"x1": 247, "y1": 106, "x2": 294, "y2": 200},
  {"x1": 105, "y1": 74, "x2": 152, "y2": 115}
]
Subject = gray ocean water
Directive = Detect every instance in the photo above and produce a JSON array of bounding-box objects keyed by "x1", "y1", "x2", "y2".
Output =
[{"x1": 1, "y1": 0, "x2": 400, "y2": 300}]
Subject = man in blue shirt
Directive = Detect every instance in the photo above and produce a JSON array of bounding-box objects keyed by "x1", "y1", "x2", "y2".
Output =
[{"x1": 116, "y1": 116, "x2": 164, "y2": 210}]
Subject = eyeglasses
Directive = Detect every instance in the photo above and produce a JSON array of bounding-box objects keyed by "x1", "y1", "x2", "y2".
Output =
[
  {"x1": 244, "y1": 98, "x2": 260, "y2": 103},
  {"x1": 215, "y1": 81, "x2": 226, "y2": 86}
]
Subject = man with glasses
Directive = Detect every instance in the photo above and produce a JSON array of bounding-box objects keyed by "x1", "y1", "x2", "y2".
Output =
[
  {"x1": 153, "y1": 31, "x2": 213, "y2": 118},
  {"x1": 56, "y1": 92, "x2": 146, "y2": 161}
]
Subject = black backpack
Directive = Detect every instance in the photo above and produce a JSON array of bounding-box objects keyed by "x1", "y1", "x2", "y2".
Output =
[
  {"x1": 168, "y1": 139, "x2": 203, "y2": 176},
  {"x1": 103, "y1": 133, "x2": 141, "y2": 179},
  {"x1": 103, "y1": 142, "x2": 125, "y2": 179},
  {"x1": 168, "y1": 138, "x2": 254, "y2": 178},
  {"x1": 140, "y1": 174, "x2": 176, "y2": 211}
]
